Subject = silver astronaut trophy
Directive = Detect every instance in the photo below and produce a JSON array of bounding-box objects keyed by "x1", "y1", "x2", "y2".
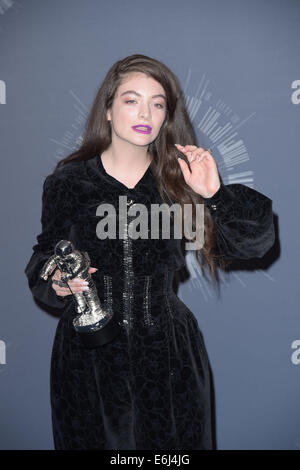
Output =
[{"x1": 39, "y1": 240, "x2": 121, "y2": 349}]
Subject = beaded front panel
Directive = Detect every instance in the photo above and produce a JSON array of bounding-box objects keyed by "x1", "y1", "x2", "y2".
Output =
[
  {"x1": 103, "y1": 274, "x2": 113, "y2": 315},
  {"x1": 122, "y1": 203, "x2": 135, "y2": 333},
  {"x1": 98, "y1": 199, "x2": 174, "y2": 335}
]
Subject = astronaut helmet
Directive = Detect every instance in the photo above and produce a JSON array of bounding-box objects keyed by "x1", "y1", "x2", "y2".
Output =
[{"x1": 54, "y1": 240, "x2": 74, "y2": 258}]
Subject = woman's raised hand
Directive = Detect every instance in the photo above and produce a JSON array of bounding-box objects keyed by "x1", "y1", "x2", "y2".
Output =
[
  {"x1": 51, "y1": 267, "x2": 98, "y2": 297},
  {"x1": 175, "y1": 144, "x2": 221, "y2": 198}
]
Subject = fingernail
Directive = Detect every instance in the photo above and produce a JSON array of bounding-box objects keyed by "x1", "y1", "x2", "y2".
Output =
[
  {"x1": 83, "y1": 281, "x2": 89, "y2": 285},
  {"x1": 177, "y1": 157, "x2": 182, "y2": 161},
  {"x1": 82, "y1": 286, "x2": 89, "y2": 291},
  {"x1": 73, "y1": 279, "x2": 82, "y2": 283}
]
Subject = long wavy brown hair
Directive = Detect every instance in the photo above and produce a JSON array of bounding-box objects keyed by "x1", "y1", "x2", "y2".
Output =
[{"x1": 55, "y1": 54, "x2": 231, "y2": 285}]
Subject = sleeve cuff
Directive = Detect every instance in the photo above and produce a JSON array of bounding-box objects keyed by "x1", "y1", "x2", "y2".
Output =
[
  {"x1": 32, "y1": 275, "x2": 71, "y2": 309},
  {"x1": 202, "y1": 182, "x2": 227, "y2": 212}
]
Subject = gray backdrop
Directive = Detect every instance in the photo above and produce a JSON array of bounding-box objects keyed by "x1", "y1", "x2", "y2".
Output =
[{"x1": 0, "y1": 0, "x2": 299, "y2": 450}]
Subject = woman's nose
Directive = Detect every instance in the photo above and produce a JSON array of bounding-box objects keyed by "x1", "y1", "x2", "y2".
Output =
[{"x1": 138, "y1": 105, "x2": 150, "y2": 119}]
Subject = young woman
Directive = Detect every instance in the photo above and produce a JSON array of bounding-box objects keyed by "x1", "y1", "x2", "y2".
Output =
[{"x1": 25, "y1": 54, "x2": 275, "y2": 450}]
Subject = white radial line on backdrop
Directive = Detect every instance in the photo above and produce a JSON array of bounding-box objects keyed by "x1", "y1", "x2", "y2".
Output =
[
  {"x1": 188, "y1": 276, "x2": 211, "y2": 303},
  {"x1": 211, "y1": 112, "x2": 256, "y2": 146},
  {"x1": 225, "y1": 171, "x2": 254, "y2": 187},
  {"x1": 183, "y1": 68, "x2": 192, "y2": 95},
  {"x1": 216, "y1": 269, "x2": 232, "y2": 287},
  {"x1": 257, "y1": 270, "x2": 276, "y2": 282},
  {"x1": 216, "y1": 140, "x2": 250, "y2": 170},
  {"x1": 50, "y1": 90, "x2": 89, "y2": 158},
  {"x1": 185, "y1": 252, "x2": 214, "y2": 302},
  {"x1": 69, "y1": 89, "x2": 89, "y2": 112},
  {"x1": 231, "y1": 272, "x2": 247, "y2": 287},
  {"x1": 49, "y1": 139, "x2": 75, "y2": 150},
  {"x1": 195, "y1": 74, "x2": 208, "y2": 100},
  {"x1": 184, "y1": 74, "x2": 210, "y2": 121}
]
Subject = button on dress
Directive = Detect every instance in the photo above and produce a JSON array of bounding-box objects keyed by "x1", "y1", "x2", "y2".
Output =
[{"x1": 25, "y1": 154, "x2": 275, "y2": 450}]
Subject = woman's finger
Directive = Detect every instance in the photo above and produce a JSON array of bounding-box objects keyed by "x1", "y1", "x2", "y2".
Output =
[
  {"x1": 175, "y1": 144, "x2": 198, "y2": 152},
  {"x1": 191, "y1": 149, "x2": 210, "y2": 163},
  {"x1": 88, "y1": 267, "x2": 98, "y2": 273},
  {"x1": 52, "y1": 282, "x2": 72, "y2": 296},
  {"x1": 52, "y1": 277, "x2": 89, "y2": 296},
  {"x1": 51, "y1": 269, "x2": 61, "y2": 281},
  {"x1": 52, "y1": 283, "x2": 87, "y2": 296}
]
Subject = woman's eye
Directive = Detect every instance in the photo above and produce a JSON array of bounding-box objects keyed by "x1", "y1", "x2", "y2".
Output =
[{"x1": 125, "y1": 100, "x2": 164, "y2": 109}]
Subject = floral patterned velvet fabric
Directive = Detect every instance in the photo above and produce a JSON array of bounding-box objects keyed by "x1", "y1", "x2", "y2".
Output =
[{"x1": 25, "y1": 154, "x2": 275, "y2": 450}]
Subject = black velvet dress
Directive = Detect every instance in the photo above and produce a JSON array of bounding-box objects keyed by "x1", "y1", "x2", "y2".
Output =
[{"x1": 25, "y1": 154, "x2": 275, "y2": 450}]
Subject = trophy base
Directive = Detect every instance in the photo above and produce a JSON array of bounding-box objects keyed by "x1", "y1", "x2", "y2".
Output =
[{"x1": 76, "y1": 313, "x2": 121, "y2": 349}]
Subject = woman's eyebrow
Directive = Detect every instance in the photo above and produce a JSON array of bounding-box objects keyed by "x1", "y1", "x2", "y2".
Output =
[{"x1": 120, "y1": 90, "x2": 167, "y2": 102}]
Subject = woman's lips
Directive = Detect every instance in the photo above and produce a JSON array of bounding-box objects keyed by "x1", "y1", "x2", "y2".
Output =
[{"x1": 132, "y1": 125, "x2": 152, "y2": 134}]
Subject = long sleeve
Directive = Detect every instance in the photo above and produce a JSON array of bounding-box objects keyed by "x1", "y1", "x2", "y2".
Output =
[
  {"x1": 202, "y1": 182, "x2": 275, "y2": 260},
  {"x1": 25, "y1": 172, "x2": 74, "y2": 309}
]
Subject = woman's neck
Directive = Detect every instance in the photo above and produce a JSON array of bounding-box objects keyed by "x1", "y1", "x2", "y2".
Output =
[
  {"x1": 101, "y1": 148, "x2": 152, "y2": 188},
  {"x1": 102, "y1": 148, "x2": 152, "y2": 169}
]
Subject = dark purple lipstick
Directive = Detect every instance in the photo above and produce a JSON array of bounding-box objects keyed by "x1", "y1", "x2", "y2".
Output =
[{"x1": 132, "y1": 124, "x2": 152, "y2": 134}]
